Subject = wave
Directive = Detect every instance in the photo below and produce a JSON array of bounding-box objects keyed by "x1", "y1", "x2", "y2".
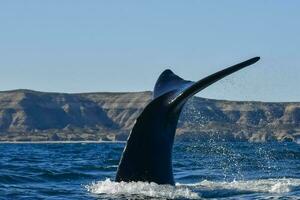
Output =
[
  {"x1": 86, "y1": 178, "x2": 300, "y2": 199},
  {"x1": 183, "y1": 178, "x2": 300, "y2": 197},
  {"x1": 86, "y1": 178, "x2": 199, "y2": 199}
]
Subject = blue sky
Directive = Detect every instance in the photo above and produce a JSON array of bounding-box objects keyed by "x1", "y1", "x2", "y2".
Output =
[{"x1": 0, "y1": 1, "x2": 299, "y2": 102}]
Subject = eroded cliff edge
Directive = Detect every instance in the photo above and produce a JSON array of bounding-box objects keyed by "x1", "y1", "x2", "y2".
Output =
[{"x1": 0, "y1": 89, "x2": 299, "y2": 142}]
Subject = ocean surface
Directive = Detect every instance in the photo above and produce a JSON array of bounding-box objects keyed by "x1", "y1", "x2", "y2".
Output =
[{"x1": 0, "y1": 139, "x2": 300, "y2": 199}]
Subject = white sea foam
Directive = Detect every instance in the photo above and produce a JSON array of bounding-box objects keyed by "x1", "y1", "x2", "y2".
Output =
[
  {"x1": 86, "y1": 178, "x2": 300, "y2": 199},
  {"x1": 86, "y1": 178, "x2": 200, "y2": 199},
  {"x1": 179, "y1": 178, "x2": 300, "y2": 194}
]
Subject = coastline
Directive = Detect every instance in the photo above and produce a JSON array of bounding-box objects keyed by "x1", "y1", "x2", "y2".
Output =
[{"x1": 0, "y1": 140, "x2": 126, "y2": 144}]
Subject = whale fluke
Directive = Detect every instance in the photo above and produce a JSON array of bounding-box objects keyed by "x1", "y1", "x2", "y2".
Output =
[{"x1": 115, "y1": 57, "x2": 260, "y2": 185}]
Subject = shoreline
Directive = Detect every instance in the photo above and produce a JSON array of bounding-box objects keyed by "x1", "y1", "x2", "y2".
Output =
[{"x1": 0, "y1": 140, "x2": 126, "y2": 144}]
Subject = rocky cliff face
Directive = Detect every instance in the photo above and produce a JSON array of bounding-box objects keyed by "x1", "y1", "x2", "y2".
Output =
[{"x1": 0, "y1": 90, "x2": 299, "y2": 142}]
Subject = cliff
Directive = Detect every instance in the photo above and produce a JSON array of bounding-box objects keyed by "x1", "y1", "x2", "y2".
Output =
[{"x1": 0, "y1": 89, "x2": 299, "y2": 142}]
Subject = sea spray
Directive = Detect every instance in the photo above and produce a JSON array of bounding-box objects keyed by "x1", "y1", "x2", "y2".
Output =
[{"x1": 86, "y1": 178, "x2": 200, "y2": 199}]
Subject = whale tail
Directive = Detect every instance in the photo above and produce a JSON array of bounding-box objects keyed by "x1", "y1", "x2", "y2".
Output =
[
  {"x1": 154, "y1": 57, "x2": 260, "y2": 108},
  {"x1": 115, "y1": 57, "x2": 260, "y2": 185}
]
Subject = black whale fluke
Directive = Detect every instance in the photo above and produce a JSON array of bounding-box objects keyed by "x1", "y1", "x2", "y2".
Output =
[{"x1": 115, "y1": 57, "x2": 260, "y2": 185}]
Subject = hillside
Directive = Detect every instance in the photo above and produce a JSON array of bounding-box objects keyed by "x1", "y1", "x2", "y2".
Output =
[{"x1": 0, "y1": 89, "x2": 299, "y2": 142}]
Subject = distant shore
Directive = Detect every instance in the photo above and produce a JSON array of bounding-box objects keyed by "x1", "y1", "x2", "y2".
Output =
[
  {"x1": 0, "y1": 90, "x2": 299, "y2": 143},
  {"x1": 0, "y1": 140, "x2": 126, "y2": 144}
]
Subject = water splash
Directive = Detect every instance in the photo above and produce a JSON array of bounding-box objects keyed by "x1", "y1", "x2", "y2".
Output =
[
  {"x1": 86, "y1": 178, "x2": 200, "y2": 199},
  {"x1": 181, "y1": 178, "x2": 300, "y2": 194},
  {"x1": 86, "y1": 178, "x2": 300, "y2": 199},
  {"x1": 255, "y1": 144, "x2": 279, "y2": 176},
  {"x1": 206, "y1": 137, "x2": 244, "y2": 181}
]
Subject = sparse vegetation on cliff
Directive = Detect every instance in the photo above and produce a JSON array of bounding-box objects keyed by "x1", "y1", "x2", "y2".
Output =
[{"x1": 0, "y1": 89, "x2": 299, "y2": 142}]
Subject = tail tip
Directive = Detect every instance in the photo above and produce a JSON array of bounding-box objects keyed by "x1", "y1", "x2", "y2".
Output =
[{"x1": 253, "y1": 56, "x2": 260, "y2": 62}]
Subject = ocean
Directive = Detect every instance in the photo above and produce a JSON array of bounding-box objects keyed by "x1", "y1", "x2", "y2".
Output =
[{"x1": 0, "y1": 139, "x2": 299, "y2": 199}]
